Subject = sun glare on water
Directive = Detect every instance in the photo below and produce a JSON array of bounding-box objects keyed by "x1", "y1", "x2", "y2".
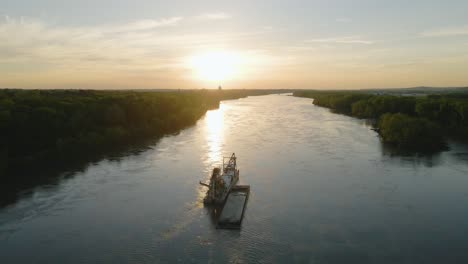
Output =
[
  {"x1": 205, "y1": 106, "x2": 224, "y2": 162},
  {"x1": 188, "y1": 51, "x2": 243, "y2": 83}
]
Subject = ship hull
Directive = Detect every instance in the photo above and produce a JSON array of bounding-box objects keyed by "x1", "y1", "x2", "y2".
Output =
[{"x1": 201, "y1": 153, "x2": 240, "y2": 205}]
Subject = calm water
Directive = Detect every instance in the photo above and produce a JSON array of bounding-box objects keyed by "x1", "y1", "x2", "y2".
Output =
[{"x1": 2, "y1": 94, "x2": 468, "y2": 263}]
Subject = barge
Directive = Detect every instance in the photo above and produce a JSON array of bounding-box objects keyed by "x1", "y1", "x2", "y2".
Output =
[
  {"x1": 217, "y1": 185, "x2": 250, "y2": 229},
  {"x1": 200, "y1": 153, "x2": 250, "y2": 228}
]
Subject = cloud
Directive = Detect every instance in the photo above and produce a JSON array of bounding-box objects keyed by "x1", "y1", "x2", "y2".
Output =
[
  {"x1": 0, "y1": 15, "x2": 274, "y2": 88},
  {"x1": 0, "y1": 16, "x2": 185, "y2": 70},
  {"x1": 306, "y1": 36, "x2": 374, "y2": 45},
  {"x1": 117, "y1": 17, "x2": 183, "y2": 31},
  {"x1": 195, "y1": 12, "x2": 231, "y2": 20},
  {"x1": 285, "y1": 46, "x2": 317, "y2": 51},
  {"x1": 421, "y1": 25, "x2": 468, "y2": 37}
]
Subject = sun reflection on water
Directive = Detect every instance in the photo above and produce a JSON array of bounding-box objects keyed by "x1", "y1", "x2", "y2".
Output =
[
  {"x1": 204, "y1": 104, "x2": 225, "y2": 167},
  {"x1": 197, "y1": 104, "x2": 226, "y2": 204}
]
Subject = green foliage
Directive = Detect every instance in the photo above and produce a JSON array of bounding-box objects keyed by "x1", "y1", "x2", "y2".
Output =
[
  {"x1": 294, "y1": 91, "x2": 416, "y2": 118},
  {"x1": 294, "y1": 90, "x2": 468, "y2": 150},
  {"x1": 415, "y1": 98, "x2": 464, "y2": 127},
  {"x1": 303, "y1": 92, "x2": 371, "y2": 114},
  {"x1": 0, "y1": 89, "x2": 275, "y2": 171},
  {"x1": 378, "y1": 113, "x2": 443, "y2": 149}
]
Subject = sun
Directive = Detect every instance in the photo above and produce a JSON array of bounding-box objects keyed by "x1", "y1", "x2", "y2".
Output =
[{"x1": 188, "y1": 51, "x2": 242, "y2": 82}]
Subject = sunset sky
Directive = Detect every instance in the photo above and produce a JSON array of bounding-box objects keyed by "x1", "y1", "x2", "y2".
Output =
[{"x1": 1, "y1": 0, "x2": 468, "y2": 89}]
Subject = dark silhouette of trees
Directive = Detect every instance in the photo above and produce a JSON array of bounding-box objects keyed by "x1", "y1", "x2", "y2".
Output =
[
  {"x1": 0, "y1": 89, "x2": 275, "y2": 174},
  {"x1": 379, "y1": 113, "x2": 443, "y2": 149}
]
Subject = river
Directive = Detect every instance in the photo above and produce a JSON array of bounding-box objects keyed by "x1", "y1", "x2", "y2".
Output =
[{"x1": 1, "y1": 94, "x2": 468, "y2": 263}]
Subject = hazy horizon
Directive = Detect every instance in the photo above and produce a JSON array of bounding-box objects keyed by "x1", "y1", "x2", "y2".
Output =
[
  {"x1": 2, "y1": 86, "x2": 468, "y2": 91},
  {"x1": 1, "y1": 0, "x2": 468, "y2": 90}
]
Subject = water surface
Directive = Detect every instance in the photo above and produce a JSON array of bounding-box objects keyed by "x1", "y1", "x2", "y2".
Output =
[{"x1": 1, "y1": 94, "x2": 468, "y2": 263}]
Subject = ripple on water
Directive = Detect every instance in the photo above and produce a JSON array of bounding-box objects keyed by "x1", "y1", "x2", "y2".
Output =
[{"x1": 3, "y1": 95, "x2": 468, "y2": 263}]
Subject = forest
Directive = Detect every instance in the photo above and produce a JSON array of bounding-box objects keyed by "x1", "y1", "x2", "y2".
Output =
[
  {"x1": 0, "y1": 89, "x2": 276, "y2": 175},
  {"x1": 294, "y1": 90, "x2": 468, "y2": 151}
]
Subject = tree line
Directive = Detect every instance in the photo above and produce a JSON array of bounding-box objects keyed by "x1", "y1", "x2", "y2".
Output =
[
  {"x1": 0, "y1": 89, "x2": 276, "y2": 175},
  {"x1": 294, "y1": 90, "x2": 468, "y2": 151}
]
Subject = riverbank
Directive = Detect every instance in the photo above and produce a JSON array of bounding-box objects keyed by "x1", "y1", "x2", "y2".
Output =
[
  {"x1": 294, "y1": 90, "x2": 468, "y2": 152},
  {"x1": 0, "y1": 89, "x2": 285, "y2": 206},
  {"x1": 3, "y1": 94, "x2": 468, "y2": 263},
  {"x1": 0, "y1": 89, "x2": 280, "y2": 176}
]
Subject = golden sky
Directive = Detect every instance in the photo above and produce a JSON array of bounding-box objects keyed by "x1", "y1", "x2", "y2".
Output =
[{"x1": 1, "y1": 0, "x2": 468, "y2": 89}]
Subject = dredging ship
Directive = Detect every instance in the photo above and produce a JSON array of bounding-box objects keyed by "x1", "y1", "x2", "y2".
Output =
[
  {"x1": 200, "y1": 153, "x2": 250, "y2": 229},
  {"x1": 200, "y1": 153, "x2": 239, "y2": 205}
]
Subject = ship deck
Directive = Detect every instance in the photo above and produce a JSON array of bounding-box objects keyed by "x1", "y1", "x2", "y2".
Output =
[{"x1": 217, "y1": 185, "x2": 250, "y2": 229}]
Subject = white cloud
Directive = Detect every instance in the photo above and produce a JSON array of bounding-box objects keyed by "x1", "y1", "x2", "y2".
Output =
[
  {"x1": 421, "y1": 25, "x2": 468, "y2": 37},
  {"x1": 195, "y1": 12, "x2": 231, "y2": 20},
  {"x1": 117, "y1": 17, "x2": 183, "y2": 32},
  {"x1": 306, "y1": 36, "x2": 374, "y2": 45}
]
